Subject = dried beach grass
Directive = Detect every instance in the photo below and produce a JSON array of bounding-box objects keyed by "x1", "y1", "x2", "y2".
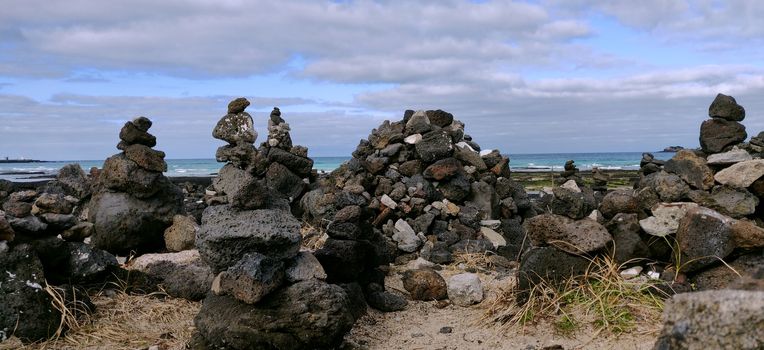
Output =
[
  {"x1": 483, "y1": 255, "x2": 666, "y2": 336},
  {"x1": 1, "y1": 290, "x2": 199, "y2": 350}
]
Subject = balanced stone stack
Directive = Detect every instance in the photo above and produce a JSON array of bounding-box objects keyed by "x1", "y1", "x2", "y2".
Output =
[
  {"x1": 591, "y1": 167, "x2": 609, "y2": 191},
  {"x1": 699, "y1": 93, "x2": 747, "y2": 154},
  {"x1": 555, "y1": 160, "x2": 583, "y2": 186},
  {"x1": 192, "y1": 99, "x2": 356, "y2": 349},
  {"x1": 209, "y1": 98, "x2": 313, "y2": 209},
  {"x1": 639, "y1": 152, "x2": 665, "y2": 176},
  {"x1": 89, "y1": 117, "x2": 183, "y2": 254},
  {"x1": 1, "y1": 167, "x2": 117, "y2": 342},
  {"x1": 301, "y1": 109, "x2": 534, "y2": 310}
]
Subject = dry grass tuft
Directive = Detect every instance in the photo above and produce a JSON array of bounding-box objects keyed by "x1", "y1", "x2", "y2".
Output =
[
  {"x1": 1, "y1": 290, "x2": 199, "y2": 350},
  {"x1": 483, "y1": 255, "x2": 667, "y2": 336},
  {"x1": 300, "y1": 221, "x2": 328, "y2": 251}
]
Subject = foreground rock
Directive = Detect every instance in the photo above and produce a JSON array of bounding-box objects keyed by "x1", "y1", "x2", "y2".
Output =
[
  {"x1": 653, "y1": 290, "x2": 763, "y2": 350},
  {"x1": 127, "y1": 250, "x2": 214, "y2": 301},
  {"x1": 0, "y1": 243, "x2": 61, "y2": 342},
  {"x1": 194, "y1": 280, "x2": 355, "y2": 350}
]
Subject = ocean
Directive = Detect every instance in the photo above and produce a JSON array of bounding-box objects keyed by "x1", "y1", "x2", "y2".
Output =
[{"x1": 0, "y1": 152, "x2": 676, "y2": 182}]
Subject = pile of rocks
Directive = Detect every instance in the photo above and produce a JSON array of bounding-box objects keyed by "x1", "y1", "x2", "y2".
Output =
[
  {"x1": 591, "y1": 167, "x2": 609, "y2": 191},
  {"x1": 298, "y1": 109, "x2": 533, "y2": 311},
  {"x1": 191, "y1": 99, "x2": 357, "y2": 349},
  {"x1": 89, "y1": 117, "x2": 183, "y2": 254},
  {"x1": 1, "y1": 166, "x2": 118, "y2": 342},
  {"x1": 207, "y1": 99, "x2": 313, "y2": 209},
  {"x1": 518, "y1": 93, "x2": 764, "y2": 300}
]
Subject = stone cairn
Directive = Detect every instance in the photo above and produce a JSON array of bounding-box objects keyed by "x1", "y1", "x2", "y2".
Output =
[
  {"x1": 191, "y1": 98, "x2": 356, "y2": 349},
  {"x1": 1, "y1": 165, "x2": 117, "y2": 342},
  {"x1": 518, "y1": 93, "x2": 764, "y2": 304},
  {"x1": 299, "y1": 109, "x2": 534, "y2": 309},
  {"x1": 591, "y1": 166, "x2": 609, "y2": 191},
  {"x1": 555, "y1": 159, "x2": 583, "y2": 186},
  {"x1": 206, "y1": 99, "x2": 313, "y2": 209},
  {"x1": 88, "y1": 117, "x2": 183, "y2": 254}
]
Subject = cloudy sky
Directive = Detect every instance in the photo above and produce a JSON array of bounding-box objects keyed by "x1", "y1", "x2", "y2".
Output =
[{"x1": 1, "y1": 0, "x2": 763, "y2": 160}]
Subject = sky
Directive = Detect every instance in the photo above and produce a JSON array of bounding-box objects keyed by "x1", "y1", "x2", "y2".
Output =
[{"x1": 1, "y1": 0, "x2": 763, "y2": 160}]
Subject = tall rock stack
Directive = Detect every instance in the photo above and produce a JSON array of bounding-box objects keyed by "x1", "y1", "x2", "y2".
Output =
[
  {"x1": 700, "y1": 93, "x2": 747, "y2": 154},
  {"x1": 555, "y1": 160, "x2": 583, "y2": 186},
  {"x1": 192, "y1": 99, "x2": 356, "y2": 349},
  {"x1": 301, "y1": 109, "x2": 534, "y2": 310},
  {"x1": 89, "y1": 117, "x2": 183, "y2": 254},
  {"x1": 210, "y1": 99, "x2": 313, "y2": 209}
]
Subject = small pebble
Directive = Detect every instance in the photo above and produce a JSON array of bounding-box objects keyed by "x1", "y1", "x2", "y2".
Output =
[
  {"x1": 439, "y1": 326, "x2": 452, "y2": 334},
  {"x1": 411, "y1": 333, "x2": 424, "y2": 338}
]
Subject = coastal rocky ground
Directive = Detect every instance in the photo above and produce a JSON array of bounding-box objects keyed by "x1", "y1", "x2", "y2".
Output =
[{"x1": 1, "y1": 93, "x2": 763, "y2": 349}]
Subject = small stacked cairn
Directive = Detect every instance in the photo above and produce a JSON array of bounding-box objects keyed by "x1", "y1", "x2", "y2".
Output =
[
  {"x1": 591, "y1": 166, "x2": 609, "y2": 191},
  {"x1": 555, "y1": 159, "x2": 583, "y2": 186},
  {"x1": 518, "y1": 93, "x2": 764, "y2": 308},
  {"x1": 639, "y1": 152, "x2": 665, "y2": 176},
  {"x1": 207, "y1": 98, "x2": 313, "y2": 208},
  {"x1": 300, "y1": 109, "x2": 534, "y2": 309},
  {"x1": 191, "y1": 99, "x2": 356, "y2": 349},
  {"x1": 89, "y1": 117, "x2": 183, "y2": 254},
  {"x1": 699, "y1": 93, "x2": 747, "y2": 154},
  {"x1": 1, "y1": 166, "x2": 117, "y2": 342}
]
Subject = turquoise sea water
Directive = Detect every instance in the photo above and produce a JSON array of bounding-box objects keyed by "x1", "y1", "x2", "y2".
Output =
[{"x1": 0, "y1": 152, "x2": 675, "y2": 182}]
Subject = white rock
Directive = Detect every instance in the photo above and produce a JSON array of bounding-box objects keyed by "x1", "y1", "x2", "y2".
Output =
[
  {"x1": 714, "y1": 159, "x2": 764, "y2": 188},
  {"x1": 480, "y1": 227, "x2": 506, "y2": 248},
  {"x1": 393, "y1": 219, "x2": 421, "y2": 252},
  {"x1": 455, "y1": 141, "x2": 475, "y2": 152},
  {"x1": 447, "y1": 273, "x2": 484, "y2": 307},
  {"x1": 480, "y1": 220, "x2": 501, "y2": 229},
  {"x1": 431, "y1": 201, "x2": 446, "y2": 211},
  {"x1": 639, "y1": 202, "x2": 699, "y2": 237},
  {"x1": 647, "y1": 271, "x2": 661, "y2": 280},
  {"x1": 211, "y1": 273, "x2": 223, "y2": 294},
  {"x1": 464, "y1": 165, "x2": 477, "y2": 174},
  {"x1": 286, "y1": 251, "x2": 326, "y2": 282},
  {"x1": 380, "y1": 194, "x2": 397, "y2": 209},
  {"x1": 406, "y1": 257, "x2": 436, "y2": 270},
  {"x1": 707, "y1": 147, "x2": 752, "y2": 165},
  {"x1": 560, "y1": 180, "x2": 581, "y2": 193},
  {"x1": 479, "y1": 149, "x2": 494, "y2": 156},
  {"x1": 205, "y1": 190, "x2": 217, "y2": 196},
  {"x1": 587, "y1": 209, "x2": 605, "y2": 223},
  {"x1": 404, "y1": 134, "x2": 422, "y2": 145},
  {"x1": 620, "y1": 266, "x2": 643, "y2": 279}
]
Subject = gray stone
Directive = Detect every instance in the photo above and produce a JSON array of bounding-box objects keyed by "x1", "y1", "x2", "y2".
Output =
[
  {"x1": 599, "y1": 190, "x2": 640, "y2": 218},
  {"x1": 89, "y1": 185, "x2": 182, "y2": 254},
  {"x1": 706, "y1": 147, "x2": 752, "y2": 165},
  {"x1": 405, "y1": 110, "x2": 432, "y2": 135},
  {"x1": 196, "y1": 205, "x2": 301, "y2": 273},
  {"x1": 119, "y1": 120, "x2": 156, "y2": 147},
  {"x1": 714, "y1": 159, "x2": 764, "y2": 188},
  {"x1": 426, "y1": 109, "x2": 454, "y2": 127},
  {"x1": 164, "y1": 214, "x2": 199, "y2": 252},
  {"x1": 447, "y1": 273, "x2": 483, "y2": 307},
  {"x1": 99, "y1": 153, "x2": 164, "y2": 198},
  {"x1": 700, "y1": 118, "x2": 746, "y2": 154},
  {"x1": 393, "y1": 219, "x2": 421, "y2": 252},
  {"x1": 194, "y1": 280, "x2": 355, "y2": 350},
  {"x1": 267, "y1": 147, "x2": 314, "y2": 177},
  {"x1": 128, "y1": 250, "x2": 214, "y2": 300},
  {"x1": 676, "y1": 207, "x2": 735, "y2": 272},
  {"x1": 709, "y1": 185, "x2": 759, "y2": 218},
  {"x1": 212, "y1": 112, "x2": 257, "y2": 145},
  {"x1": 124, "y1": 144, "x2": 167, "y2": 172},
  {"x1": 653, "y1": 290, "x2": 763, "y2": 350},
  {"x1": 518, "y1": 246, "x2": 590, "y2": 294},
  {"x1": 524, "y1": 214, "x2": 612, "y2": 254},
  {"x1": 708, "y1": 93, "x2": 745, "y2": 121},
  {"x1": 56, "y1": 164, "x2": 92, "y2": 199},
  {"x1": 639, "y1": 202, "x2": 698, "y2": 237},
  {"x1": 0, "y1": 244, "x2": 61, "y2": 342},
  {"x1": 285, "y1": 251, "x2": 327, "y2": 283},
  {"x1": 415, "y1": 130, "x2": 454, "y2": 163},
  {"x1": 218, "y1": 253, "x2": 285, "y2": 304},
  {"x1": 664, "y1": 150, "x2": 714, "y2": 190},
  {"x1": 454, "y1": 144, "x2": 487, "y2": 171},
  {"x1": 641, "y1": 171, "x2": 690, "y2": 202},
  {"x1": 606, "y1": 213, "x2": 650, "y2": 264},
  {"x1": 8, "y1": 215, "x2": 48, "y2": 235}
]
